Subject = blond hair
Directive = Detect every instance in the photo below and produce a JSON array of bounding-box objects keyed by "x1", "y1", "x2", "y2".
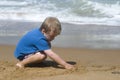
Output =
[{"x1": 40, "y1": 17, "x2": 61, "y2": 35}]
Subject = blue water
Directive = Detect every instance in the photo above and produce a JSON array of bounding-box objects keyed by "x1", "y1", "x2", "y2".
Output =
[
  {"x1": 0, "y1": 0, "x2": 120, "y2": 26},
  {"x1": 0, "y1": 0, "x2": 120, "y2": 49}
]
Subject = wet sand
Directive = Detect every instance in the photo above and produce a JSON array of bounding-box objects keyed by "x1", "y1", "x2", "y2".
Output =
[{"x1": 0, "y1": 45, "x2": 120, "y2": 80}]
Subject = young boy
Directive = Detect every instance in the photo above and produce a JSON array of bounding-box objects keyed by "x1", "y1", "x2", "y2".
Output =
[{"x1": 14, "y1": 17, "x2": 74, "y2": 69}]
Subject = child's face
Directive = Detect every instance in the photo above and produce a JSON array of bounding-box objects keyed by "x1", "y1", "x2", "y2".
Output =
[{"x1": 44, "y1": 31, "x2": 58, "y2": 41}]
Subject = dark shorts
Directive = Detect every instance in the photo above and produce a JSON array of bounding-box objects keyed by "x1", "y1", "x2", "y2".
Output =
[
  {"x1": 17, "y1": 53, "x2": 34, "y2": 61},
  {"x1": 17, "y1": 51, "x2": 44, "y2": 61}
]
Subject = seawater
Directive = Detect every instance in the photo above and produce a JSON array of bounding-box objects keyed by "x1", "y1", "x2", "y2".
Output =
[
  {"x1": 0, "y1": 0, "x2": 120, "y2": 25},
  {"x1": 1, "y1": 21, "x2": 120, "y2": 49},
  {"x1": 0, "y1": 0, "x2": 120, "y2": 49}
]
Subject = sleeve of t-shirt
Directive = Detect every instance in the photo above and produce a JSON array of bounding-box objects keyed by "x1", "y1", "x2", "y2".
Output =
[{"x1": 35, "y1": 38, "x2": 51, "y2": 51}]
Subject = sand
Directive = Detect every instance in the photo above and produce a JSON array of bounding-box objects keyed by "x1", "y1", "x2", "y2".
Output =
[{"x1": 0, "y1": 45, "x2": 120, "y2": 80}]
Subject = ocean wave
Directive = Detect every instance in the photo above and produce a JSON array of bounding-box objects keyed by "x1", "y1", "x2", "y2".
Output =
[
  {"x1": 0, "y1": 0, "x2": 28, "y2": 7},
  {"x1": 0, "y1": 0, "x2": 120, "y2": 26}
]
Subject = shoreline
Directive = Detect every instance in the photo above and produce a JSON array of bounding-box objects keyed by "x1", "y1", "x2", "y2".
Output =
[
  {"x1": 0, "y1": 20, "x2": 120, "y2": 80},
  {"x1": 0, "y1": 20, "x2": 120, "y2": 49}
]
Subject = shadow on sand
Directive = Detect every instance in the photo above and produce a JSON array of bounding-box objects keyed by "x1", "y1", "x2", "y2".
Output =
[{"x1": 26, "y1": 60, "x2": 76, "y2": 69}]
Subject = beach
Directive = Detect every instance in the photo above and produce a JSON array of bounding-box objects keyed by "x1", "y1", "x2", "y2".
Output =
[
  {"x1": 0, "y1": 45, "x2": 120, "y2": 80},
  {"x1": 0, "y1": 20, "x2": 120, "y2": 80},
  {"x1": 0, "y1": 0, "x2": 120, "y2": 79}
]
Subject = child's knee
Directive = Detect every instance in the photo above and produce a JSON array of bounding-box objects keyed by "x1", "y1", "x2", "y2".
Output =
[
  {"x1": 41, "y1": 53, "x2": 47, "y2": 59},
  {"x1": 36, "y1": 52, "x2": 47, "y2": 59}
]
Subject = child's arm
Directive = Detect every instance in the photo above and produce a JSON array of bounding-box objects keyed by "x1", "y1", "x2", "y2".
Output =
[{"x1": 44, "y1": 49, "x2": 74, "y2": 69}]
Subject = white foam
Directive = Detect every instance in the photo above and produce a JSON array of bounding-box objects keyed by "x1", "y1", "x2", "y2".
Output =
[
  {"x1": 0, "y1": 1, "x2": 28, "y2": 6},
  {"x1": 0, "y1": 0, "x2": 120, "y2": 26}
]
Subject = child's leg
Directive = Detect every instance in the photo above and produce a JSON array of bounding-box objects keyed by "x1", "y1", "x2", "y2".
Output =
[{"x1": 16, "y1": 52, "x2": 47, "y2": 68}]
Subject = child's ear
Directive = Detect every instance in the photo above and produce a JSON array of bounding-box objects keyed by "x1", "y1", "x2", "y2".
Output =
[{"x1": 41, "y1": 29, "x2": 46, "y2": 33}]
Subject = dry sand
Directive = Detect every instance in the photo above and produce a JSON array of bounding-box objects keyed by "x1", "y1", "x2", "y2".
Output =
[{"x1": 0, "y1": 45, "x2": 120, "y2": 80}]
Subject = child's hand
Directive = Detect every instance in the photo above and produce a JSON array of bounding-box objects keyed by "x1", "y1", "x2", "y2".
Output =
[{"x1": 64, "y1": 64, "x2": 75, "y2": 70}]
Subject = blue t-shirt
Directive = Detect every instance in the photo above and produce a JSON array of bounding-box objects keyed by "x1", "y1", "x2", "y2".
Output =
[{"x1": 14, "y1": 28, "x2": 51, "y2": 58}]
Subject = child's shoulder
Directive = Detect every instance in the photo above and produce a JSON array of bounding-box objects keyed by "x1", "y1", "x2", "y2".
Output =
[{"x1": 27, "y1": 28, "x2": 40, "y2": 34}]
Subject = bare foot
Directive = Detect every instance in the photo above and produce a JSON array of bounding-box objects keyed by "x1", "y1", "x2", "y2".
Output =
[{"x1": 16, "y1": 63, "x2": 24, "y2": 68}]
